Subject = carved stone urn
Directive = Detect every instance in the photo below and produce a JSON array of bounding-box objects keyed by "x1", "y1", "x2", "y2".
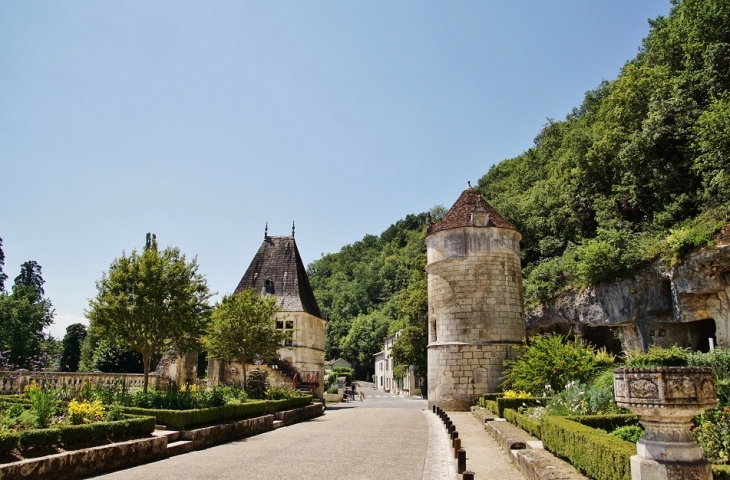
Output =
[{"x1": 614, "y1": 367, "x2": 717, "y2": 480}]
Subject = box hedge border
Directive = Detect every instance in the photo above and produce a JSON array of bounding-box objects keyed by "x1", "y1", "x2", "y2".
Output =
[
  {"x1": 503, "y1": 408, "x2": 541, "y2": 438},
  {"x1": 0, "y1": 414, "x2": 155, "y2": 455},
  {"x1": 540, "y1": 415, "x2": 635, "y2": 480},
  {"x1": 495, "y1": 397, "x2": 546, "y2": 418},
  {"x1": 566, "y1": 414, "x2": 640, "y2": 432},
  {"x1": 120, "y1": 395, "x2": 312, "y2": 430}
]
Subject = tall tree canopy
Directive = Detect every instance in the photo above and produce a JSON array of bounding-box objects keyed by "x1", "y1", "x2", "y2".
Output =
[
  {"x1": 87, "y1": 234, "x2": 212, "y2": 392},
  {"x1": 202, "y1": 289, "x2": 286, "y2": 388},
  {"x1": 308, "y1": 212, "x2": 431, "y2": 375},
  {"x1": 0, "y1": 258, "x2": 54, "y2": 368},
  {"x1": 60, "y1": 323, "x2": 87, "y2": 372}
]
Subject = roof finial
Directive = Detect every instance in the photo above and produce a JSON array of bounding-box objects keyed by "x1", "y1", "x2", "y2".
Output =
[
  {"x1": 467, "y1": 181, "x2": 472, "y2": 189},
  {"x1": 292, "y1": 221, "x2": 295, "y2": 238},
  {"x1": 264, "y1": 222, "x2": 268, "y2": 240}
]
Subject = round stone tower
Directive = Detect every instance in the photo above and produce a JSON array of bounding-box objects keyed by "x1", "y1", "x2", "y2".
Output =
[{"x1": 426, "y1": 184, "x2": 525, "y2": 410}]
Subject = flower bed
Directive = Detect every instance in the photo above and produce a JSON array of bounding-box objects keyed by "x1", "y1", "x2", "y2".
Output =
[{"x1": 0, "y1": 414, "x2": 155, "y2": 455}]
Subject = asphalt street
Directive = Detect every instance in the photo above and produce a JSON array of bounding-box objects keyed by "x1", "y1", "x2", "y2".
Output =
[{"x1": 93, "y1": 385, "x2": 433, "y2": 480}]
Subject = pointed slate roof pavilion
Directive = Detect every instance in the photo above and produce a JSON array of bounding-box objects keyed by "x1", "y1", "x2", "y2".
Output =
[
  {"x1": 234, "y1": 230, "x2": 324, "y2": 319},
  {"x1": 427, "y1": 183, "x2": 516, "y2": 235}
]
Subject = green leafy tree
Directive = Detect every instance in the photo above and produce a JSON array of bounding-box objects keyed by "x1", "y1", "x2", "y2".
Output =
[
  {"x1": 87, "y1": 234, "x2": 212, "y2": 392},
  {"x1": 60, "y1": 323, "x2": 87, "y2": 372},
  {"x1": 501, "y1": 333, "x2": 614, "y2": 395},
  {"x1": 0, "y1": 261, "x2": 54, "y2": 368},
  {"x1": 202, "y1": 289, "x2": 287, "y2": 388}
]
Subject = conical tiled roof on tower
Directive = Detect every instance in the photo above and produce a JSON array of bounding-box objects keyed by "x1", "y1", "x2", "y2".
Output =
[
  {"x1": 427, "y1": 184, "x2": 516, "y2": 235},
  {"x1": 234, "y1": 234, "x2": 324, "y2": 319}
]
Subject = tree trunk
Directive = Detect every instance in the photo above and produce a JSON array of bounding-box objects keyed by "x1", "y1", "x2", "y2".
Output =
[
  {"x1": 142, "y1": 352, "x2": 151, "y2": 394},
  {"x1": 242, "y1": 362, "x2": 247, "y2": 389}
]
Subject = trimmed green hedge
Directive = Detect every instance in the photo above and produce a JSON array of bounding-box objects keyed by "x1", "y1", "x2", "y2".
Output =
[
  {"x1": 540, "y1": 416, "x2": 635, "y2": 480},
  {"x1": 566, "y1": 414, "x2": 640, "y2": 432},
  {"x1": 503, "y1": 408, "x2": 541, "y2": 438},
  {"x1": 121, "y1": 396, "x2": 312, "y2": 430},
  {"x1": 0, "y1": 415, "x2": 155, "y2": 455},
  {"x1": 495, "y1": 397, "x2": 546, "y2": 417},
  {"x1": 713, "y1": 465, "x2": 730, "y2": 480},
  {"x1": 484, "y1": 400, "x2": 499, "y2": 415}
]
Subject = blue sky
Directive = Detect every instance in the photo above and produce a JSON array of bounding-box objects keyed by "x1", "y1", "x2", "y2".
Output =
[{"x1": 0, "y1": 1, "x2": 672, "y2": 338}]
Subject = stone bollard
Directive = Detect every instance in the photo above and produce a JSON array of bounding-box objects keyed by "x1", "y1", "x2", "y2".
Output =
[
  {"x1": 463, "y1": 471, "x2": 475, "y2": 480},
  {"x1": 457, "y1": 448, "x2": 467, "y2": 474},
  {"x1": 453, "y1": 438, "x2": 461, "y2": 458}
]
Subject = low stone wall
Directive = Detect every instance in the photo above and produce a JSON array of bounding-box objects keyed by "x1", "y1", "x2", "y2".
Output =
[
  {"x1": 0, "y1": 436, "x2": 167, "y2": 480},
  {"x1": 181, "y1": 414, "x2": 275, "y2": 449},
  {"x1": 274, "y1": 403, "x2": 324, "y2": 426}
]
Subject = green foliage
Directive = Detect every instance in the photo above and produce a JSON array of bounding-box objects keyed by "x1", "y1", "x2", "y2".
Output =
[
  {"x1": 540, "y1": 416, "x2": 635, "y2": 480},
  {"x1": 693, "y1": 407, "x2": 730, "y2": 464},
  {"x1": 87, "y1": 234, "x2": 212, "y2": 392},
  {"x1": 331, "y1": 366, "x2": 353, "y2": 386},
  {"x1": 202, "y1": 290, "x2": 284, "y2": 388},
  {"x1": 19, "y1": 428, "x2": 60, "y2": 448},
  {"x1": 0, "y1": 260, "x2": 55, "y2": 368},
  {"x1": 392, "y1": 365, "x2": 408, "y2": 382},
  {"x1": 308, "y1": 214, "x2": 428, "y2": 367},
  {"x1": 568, "y1": 414, "x2": 641, "y2": 433},
  {"x1": 546, "y1": 382, "x2": 620, "y2": 416},
  {"x1": 60, "y1": 323, "x2": 87, "y2": 372},
  {"x1": 611, "y1": 425, "x2": 644, "y2": 444},
  {"x1": 623, "y1": 345, "x2": 690, "y2": 367},
  {"x1": 120, "y1": 396, "x2": 312, "y2": 430},
  {"x1": 474, "y1": 0, "x2": 730, "y2": 307},
  {"x1": 0, "y1": 431, "x2": 19, "y2": 455},
  {"x1": 502, "y1": 334, "x2": 615, "y2": 395},
  {"x1": 245, "y1": 369, "x2": 270, "y2": 400},
  {"x1": 25, "y1": 383, "x2": 59, "y2": 428},
  {"x1": 495, "y1": 397, "x2": 546, "y2": 418},
  {"x1": 503, "y1": 408, "x2": 542, "y2": 438}
]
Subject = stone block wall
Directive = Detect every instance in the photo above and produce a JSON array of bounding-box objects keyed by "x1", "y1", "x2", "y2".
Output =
[{"x1": 426, "y1": 227, "x2": 525, "y2": 410}]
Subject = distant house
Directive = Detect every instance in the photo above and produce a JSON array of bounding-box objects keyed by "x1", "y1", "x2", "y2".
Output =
[
  {"x1": 373, "y1": 351, "x2": 385, "y2": 388},
  {"x1": 325, "y1": 358, "x2": 352, "y2": 373},
  {"x1": 207, "y1": 227, "x2": 326, "y2": 397},
  {"x1": 373, "y1": 331, "x2": 422, "y2": 397}
]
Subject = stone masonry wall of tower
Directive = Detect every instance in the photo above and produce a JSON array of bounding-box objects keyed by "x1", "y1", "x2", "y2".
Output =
[{"x1": 426, "y1": 219, "x2": 525, "y2": 411}]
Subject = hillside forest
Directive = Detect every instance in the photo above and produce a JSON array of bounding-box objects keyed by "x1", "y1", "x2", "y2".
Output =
[{"x1": 307, "y1": 0, "x2": 730, "y2": 379}]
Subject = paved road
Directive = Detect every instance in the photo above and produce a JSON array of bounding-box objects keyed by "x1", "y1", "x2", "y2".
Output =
[{"x1": 94, "y1": 385, "x2": 449, "y2": 480}]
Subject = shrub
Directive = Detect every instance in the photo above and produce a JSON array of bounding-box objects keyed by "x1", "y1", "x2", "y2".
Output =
[
  {"x1": 0, "y1": 431, "x2": 19, "y2": 455},
  {"x1": 623, "y1": 345, "x2": 689, "y2": 367},
  {"x1": 24, "y1": 382, "x2": 59, "y2": 428},
  {"x1": 246, "y1": 369, "x2": 270, "y2": 400},
  {"x1": 503, "y1": 390, "x2": 531, "y2": 399},
  {"x1": 496, "y1": 397, "x2": 546, "y2": 418},
  {"x1": 568, "y1": 414, "x2": 640, "y2": 432},
  {"x1": 540, "y1": 416, "x2": 635, "y2": 480},
  {"x1": 546, "y1": 382, "x2": 620, "y2": 416},
  {"x1": 502, "y1": 333, "x2": 613, "y2": 394},
  {"x1": 692, "y1": 407, "x2": 730, "y2": 464},
  {"x1": 19, "y1": 428, "x2": 60, "y2": 449},
  {"x1": 504, "y1": 408, "x2": 541, "y2": 438},
  {"x1": 68, "y1": 399, "x2": 104, "y2": 425},
  {"x1": 331, "y1": 366, "x2": 353, "y2": 386},
  {"x1": 611, "y1": 425, "x2": 644, "y2": 443}
]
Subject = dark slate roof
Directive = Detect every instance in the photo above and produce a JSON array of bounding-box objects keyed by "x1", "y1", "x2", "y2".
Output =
[
  {"x1": 427, "y1": 186, "x2": 516, "y2": 235},
  {"x1": 234, "y1": 235, "x2": 324, "y2": 319}
]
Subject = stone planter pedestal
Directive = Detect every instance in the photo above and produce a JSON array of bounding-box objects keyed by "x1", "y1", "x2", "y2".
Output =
[{"x1": 614, "y1": 367, "x2": 717, "y2": 480}]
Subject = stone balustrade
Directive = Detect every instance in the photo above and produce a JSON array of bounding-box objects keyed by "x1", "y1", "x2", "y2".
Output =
[{"x1": 0, "y1": 371, "x2": 159, "y2": 394}]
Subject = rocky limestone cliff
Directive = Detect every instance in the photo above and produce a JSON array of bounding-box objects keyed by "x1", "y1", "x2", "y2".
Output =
[{"x1": 526, "y1": 226, "x2": 730, "y2": 352}]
